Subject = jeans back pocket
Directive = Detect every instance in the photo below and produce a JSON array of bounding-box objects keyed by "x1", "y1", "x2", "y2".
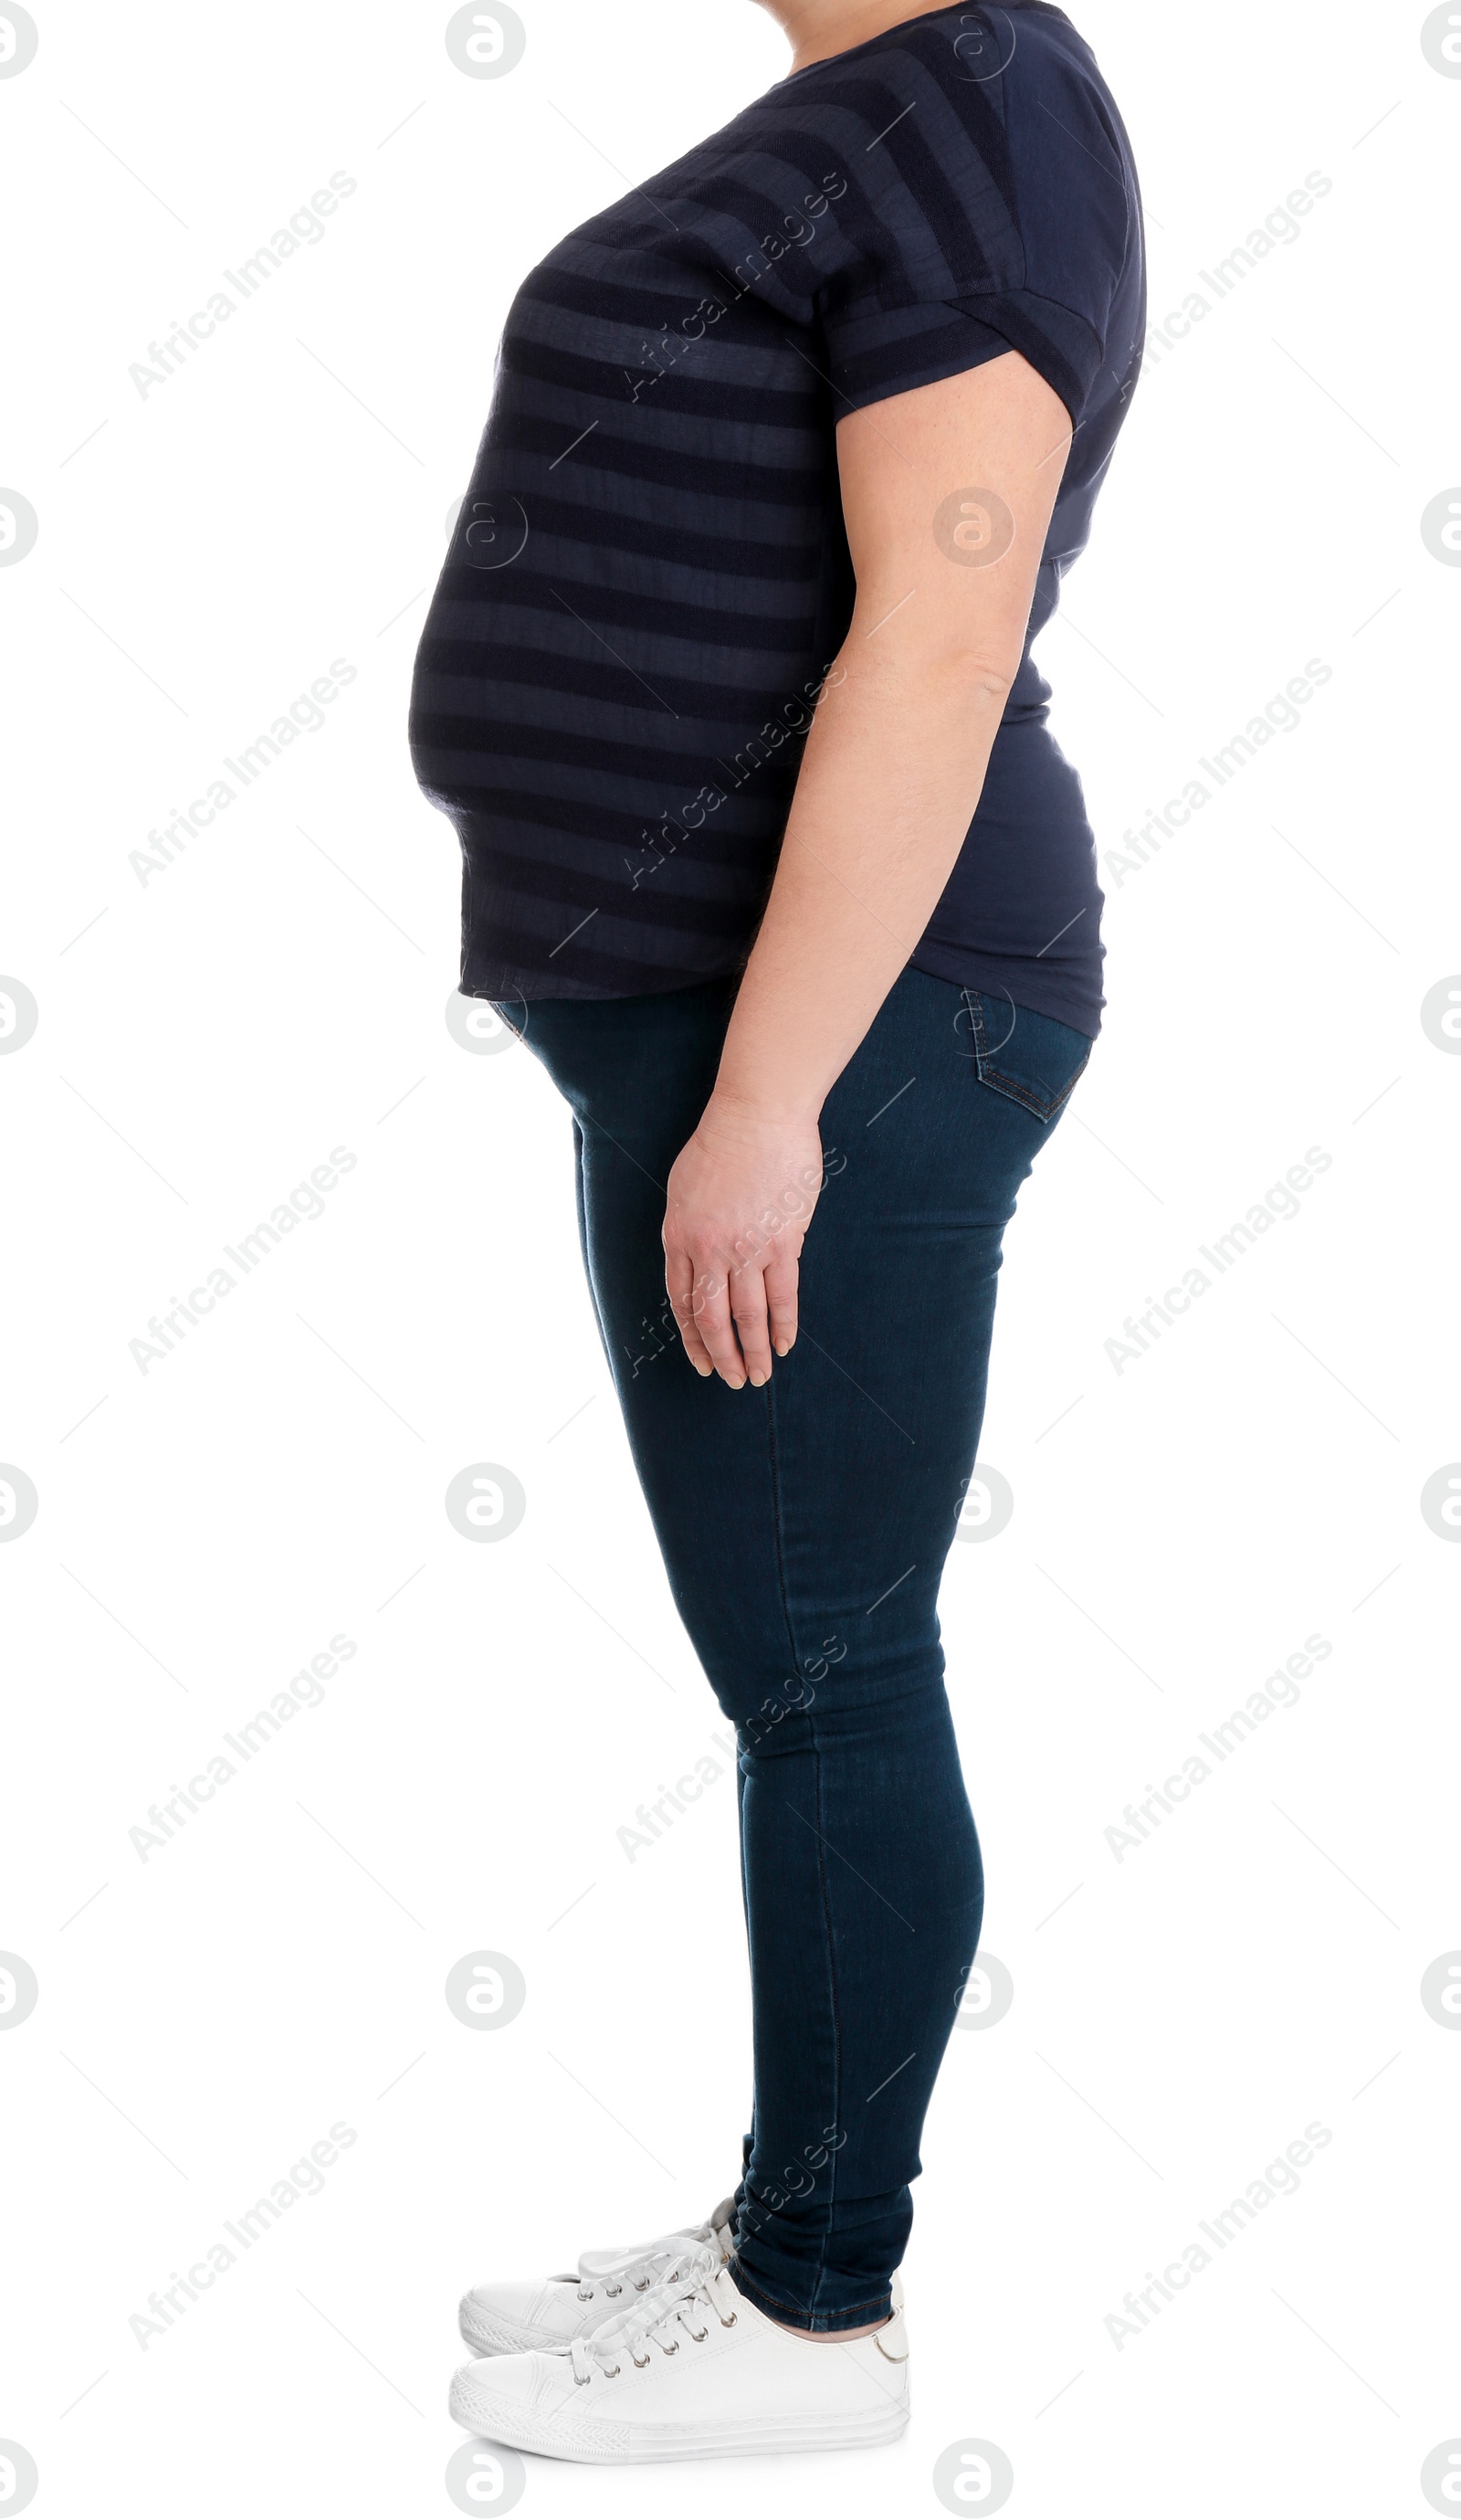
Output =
[{"x1": 961, "y1": 989, "x2": 1092, "y2": 1123}]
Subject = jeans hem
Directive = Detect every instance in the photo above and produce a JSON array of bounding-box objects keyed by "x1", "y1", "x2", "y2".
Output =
[{"x1": 727, "y1": 2254, "x2": 893, "y2": 2333}]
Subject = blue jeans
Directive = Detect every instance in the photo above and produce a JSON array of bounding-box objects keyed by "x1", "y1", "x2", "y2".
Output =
[{"x1": 499, "y1": 965, "x2": 1090, "y2": 2329}]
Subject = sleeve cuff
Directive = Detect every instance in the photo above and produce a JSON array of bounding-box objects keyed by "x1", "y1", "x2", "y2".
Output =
[{"x1": 821, "y1": 288, "x2": 1104, "y2": 431}]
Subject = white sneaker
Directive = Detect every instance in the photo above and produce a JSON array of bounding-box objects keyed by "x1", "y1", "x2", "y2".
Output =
[
  {"x1": 458, "y1": 2197, "x2": 736, "y2": 2357},
  {"x1": 448, "y1": 2247, "x2": 909, "y2": 2463}
]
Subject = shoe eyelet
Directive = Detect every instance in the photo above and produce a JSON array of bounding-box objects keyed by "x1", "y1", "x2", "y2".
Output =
[
  {"x1": 604, "y1": 2363, "x2": 621, "y2": 2378},
  {"x1": 573, "y1": 2371, "x2": 591, "y2": 2386},
  {"x1": 634, "y1": 2275, "x2": 650, "y2": 2291},
  {"x1": 606, "y1": 2283, "x2": 621, "y2": 2297},
  {"x1": 631, "y1": 2352, "x2": 650, "y2": 2369},
  {"x1": 660, "y1": 2340, "x2": 678, "y2": 2356},
  {"x1": 689, "y1": 2327, "x2": 708, "y2": 2344},
  {"x1": 577, "y1": 2289, "x2": 592, "y2": 2303},
  {"x1": 719, "y1": 2311, "x2": 738, "y2": 2327}
]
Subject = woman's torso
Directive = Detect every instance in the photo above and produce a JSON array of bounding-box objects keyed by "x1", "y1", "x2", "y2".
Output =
[{"x1": 410, "y1": 1, "x2": 1145, "y2": 1035}]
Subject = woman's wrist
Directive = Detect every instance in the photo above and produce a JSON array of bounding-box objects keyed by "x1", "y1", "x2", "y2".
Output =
[
  {"x1": 709, "y1": 1007, "x2": 828, "y2": 1133},
  {"x1": 700, "y1": 1080, "x2": 824, "y2": 1135}
]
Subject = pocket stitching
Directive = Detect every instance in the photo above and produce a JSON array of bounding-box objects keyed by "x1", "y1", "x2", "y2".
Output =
[
  {"x1": 484, "y1": 995, "x2": 527, "y2": 1044},
  {"x1": 962, "y1": 988, "x2": 1089, "y2": 1123}
]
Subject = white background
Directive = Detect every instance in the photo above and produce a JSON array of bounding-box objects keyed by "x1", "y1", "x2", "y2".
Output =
[{"x1": 3, "y1": 2, "x2": 1459, "y2": 2515}]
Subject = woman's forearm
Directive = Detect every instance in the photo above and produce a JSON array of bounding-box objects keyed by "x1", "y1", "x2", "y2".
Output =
[
  {"x1": 660, "y1": 354, "x2": 1071, "y2": 1386},
  {"x1": 712, "y1": 630, "x2": 1011, "y2": 1122}
]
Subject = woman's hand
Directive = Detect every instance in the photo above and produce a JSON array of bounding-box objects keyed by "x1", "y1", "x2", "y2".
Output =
[{"x1": 662, "y1": 1096, "x2": 824, "y2": 1387}]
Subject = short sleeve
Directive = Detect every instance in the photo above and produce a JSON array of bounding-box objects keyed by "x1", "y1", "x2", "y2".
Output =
[
  {"x1": 821, "y1": 288, "x2": 1104, "y2": 429},
  {"x1": 783, "y1": 14, "x2": 1130, "y2": 428}
]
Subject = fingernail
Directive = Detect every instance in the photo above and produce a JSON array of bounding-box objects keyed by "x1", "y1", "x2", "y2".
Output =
[
  {"x1": 749, "y1": 1370, "x2": 769, "y2": 1388},
  {"x1": 692, "y1": 1358, "x2": 712, "y2": 1376},
  {"x1": 773, "y1": 1340, "x2": 790, "y2": 1356}
]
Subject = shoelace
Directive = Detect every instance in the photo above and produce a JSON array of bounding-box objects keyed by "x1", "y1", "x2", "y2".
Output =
[
  {"x1": 573, "y1": 2216, "x2": 722, "y2": 2306},
  {"x1": 568, "y1": 2242, "x2": 735, "y2": 2383}
]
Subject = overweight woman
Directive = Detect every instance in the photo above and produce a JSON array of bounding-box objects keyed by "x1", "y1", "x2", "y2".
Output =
[{"x1": 411, "y1": 0, "x2": 1144, "y2": 2465}]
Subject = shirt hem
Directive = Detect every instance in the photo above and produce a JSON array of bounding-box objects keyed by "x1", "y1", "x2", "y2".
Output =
[
  {"x1": 464, "y1": 944, "x2": 1101, "y2": 1039},
  {"x1": 908, "y1": 941, "x2": 1103, "y2": 1039}
]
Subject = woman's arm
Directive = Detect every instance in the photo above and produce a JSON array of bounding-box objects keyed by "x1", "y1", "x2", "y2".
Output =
[{"x1": 663, "y1": 347, "x2": 1072, "y2": 1387}]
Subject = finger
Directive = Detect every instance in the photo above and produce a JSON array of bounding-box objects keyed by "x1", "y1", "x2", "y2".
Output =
[
  {"x1": 730, "y1": 1260, "x2": 773, "y2": 1387},
  {"x1": 690, "y1": 1254, "x2": 747, "y2": 1388},
  {"x1": 665, "y1": 1243, "x2": 714, "y2": 1377},
  {"x1": 762, "y1": 1250, "x2": 800, "y2": 1357}
]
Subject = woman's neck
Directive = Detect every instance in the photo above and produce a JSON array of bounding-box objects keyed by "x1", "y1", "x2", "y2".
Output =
[{"x1": 766, "y1": 0, "x2": 946, "y2": 75}]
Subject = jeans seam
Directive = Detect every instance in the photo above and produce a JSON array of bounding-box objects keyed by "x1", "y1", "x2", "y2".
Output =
[
  {"x1": 804, "y1": 1704, "x2": 843, "y2": 2321},
  {"x1": 762, "y1": 1379, "x2": 803, "y2": 1703},
  {"x1": 762, "y1": 1379, "x2": 844, "y2": 2325}
]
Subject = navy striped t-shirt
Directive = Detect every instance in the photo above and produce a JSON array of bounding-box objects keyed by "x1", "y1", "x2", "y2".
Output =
[{"x1": 410, "y1": 0, "x2": 1144, "y2": 1036}]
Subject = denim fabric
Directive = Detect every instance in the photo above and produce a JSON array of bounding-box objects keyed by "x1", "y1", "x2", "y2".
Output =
[{"x1": 499, "y1": 965, "x2": 1089, "y2": 2328}]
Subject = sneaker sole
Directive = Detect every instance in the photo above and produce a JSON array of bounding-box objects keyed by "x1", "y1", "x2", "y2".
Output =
[
  {"x1": 457, "y1": 2296, "x2": 563, "y2": 2358},
  {"x1": 448, "y1": 2361, "x2": 909, "y2": 2462}
]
